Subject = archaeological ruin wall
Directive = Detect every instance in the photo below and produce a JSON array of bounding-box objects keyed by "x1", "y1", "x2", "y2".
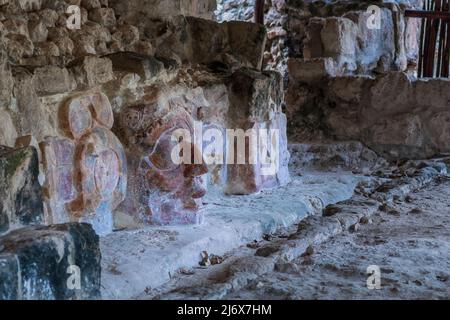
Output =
[
  {"x1": 217, "y1": 0, "x2": 450, "y2": 161},
  {"x1": 0, "y1": 0, "x2": 291, "y2": 299}
]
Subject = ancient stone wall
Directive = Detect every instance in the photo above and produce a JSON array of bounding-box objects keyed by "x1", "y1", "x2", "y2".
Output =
[
  {"x1": 216, "y1": 1, "x2": 423, "y2": 77},
  {"x1": 0, "y1": 0, "x2": 291, "y2": 299},
  {"x1": 217, "y1": 0, "x2": 450, "y2": 160},
  {"x1": 0, "y1": 0, "x2": 290, "y2": 234},
  {"x1": 278, "y1": 1, "x2": 450, "y2": 160}
]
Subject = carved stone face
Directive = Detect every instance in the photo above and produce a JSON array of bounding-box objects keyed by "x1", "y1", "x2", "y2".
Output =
[{"x1": 117, "y1": 103, "x2": 208, "y2": 226}]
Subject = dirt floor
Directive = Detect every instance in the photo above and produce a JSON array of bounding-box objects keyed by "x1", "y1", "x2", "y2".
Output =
[
  {"x1": 225, "y1": 178, "x2": 450, "y2": 300},
  {"x1": 146, "y1": 176, "x2": 450, "y2": 300}
]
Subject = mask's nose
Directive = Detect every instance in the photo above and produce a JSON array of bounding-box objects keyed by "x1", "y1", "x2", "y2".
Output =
[{"x1": 184, "y1": 144, "x2": 208, "y2": 177}]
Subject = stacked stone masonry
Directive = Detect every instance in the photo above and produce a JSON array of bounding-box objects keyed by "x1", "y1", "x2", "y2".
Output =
[
  {"x1": 0, "y1": 0, "x2": 290, "y2": 299},
  {"x1": 3, "y1": 0, "x2": 450, "y2": 300},
  {"x1": 217, "y1": 0, "x2": 450, "y2": 161}
]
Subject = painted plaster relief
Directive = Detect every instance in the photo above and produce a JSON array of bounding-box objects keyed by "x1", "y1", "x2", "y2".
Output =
[
  {"x1": 41, "y1": 92, "x2": 126, "y2": 235},
  {"x1": 115, "y1": 98, "x2": 208, "y2": 226}
]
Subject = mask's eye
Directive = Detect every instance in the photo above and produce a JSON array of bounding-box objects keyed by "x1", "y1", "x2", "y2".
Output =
[
  {"x1": 147, "y1": 128, "x2": 184, "y2": 171},
  {"x1": 124, "y1": 109, "x2": 142, "y2": 131}
]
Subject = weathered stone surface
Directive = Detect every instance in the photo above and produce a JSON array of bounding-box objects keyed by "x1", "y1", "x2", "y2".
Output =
[
  {"x1": 105, "y1": 52, "x2": 164, "y2": 81},
  {"x1": 34, "y1": 66, "x2": 75, "y2": 96},
  {"x1": 115, "y1": 95, "x2": 208, "y2": 226},
  {"x1": 28, "y1": 20, "x2": 48, "y2": 43},
  {"x1": 0, "y1": 46, "x2": 13, "y2": 109},
  {"x1": 109, "y1": 0, "x2": 216, "y2": 20},
  {"x1": 226, "y1": 68, "x2": 290, "y2": 194},
  {"x1": 287, "y1": 71, "x2": 450, "y2": 160},
  {"x1": 4, "y1": 34, "x2": 34, "y2": 62},
  {"x1": 0, "y1": 110, "x2": 17, "y2": 147},
  {"x1": 226, "y1": 21, "x2": 267, "y2": 71},
  {"x1": 0, "y1": 146, "x2": 44, "y2": 235},
  {"x1": 288, "y1": 58, "x2": 337, "y2": 83},
  {"x1": 69, "y1": 56, "x2": 114, "y2": 89},
  {"x1": 303, "y1": 7, "x2": 406, "y2": 75},
  {"x1": 289, "y1": 141, "x2": 387, "y2": 173},
  {"x1": 145, "y1": 16, "x2": 267, "y2": 71},
  {"x1": 88, "y1": 8, "x2": 116, "y2": 29},
  {"x1": 11, "y1": 67, "x2": 58, "y2": 141},
  {"x1": 42, "y1": 92, "x2": 126, "y2": 235},
  {"x1": 218, "y1": 0, "x2": 413, "y2": 77},
  {"x1": 0, "y1": 223, "x2": 101, "y2": 300}
]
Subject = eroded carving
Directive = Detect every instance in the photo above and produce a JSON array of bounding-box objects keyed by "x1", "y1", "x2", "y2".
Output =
[
  {"x1": 116, "y1": 100, "x2": 208, "y2": 226},
  {"x1": 41, "y1": 92, "x2": 126, "y2": 235}
]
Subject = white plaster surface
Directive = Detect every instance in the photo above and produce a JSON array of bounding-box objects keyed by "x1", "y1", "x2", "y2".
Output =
[{"x1": 101, "y1": 172, "x2": 361, "y2": 299}]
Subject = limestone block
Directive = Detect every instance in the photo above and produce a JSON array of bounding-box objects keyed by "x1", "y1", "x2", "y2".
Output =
[
  {"x1": 54, "y1": 36, "x2": 74, "y2": 56},
  {"x1": 368, "y1": 114, "x2": 435, "y2": 159},
  {"x1": 17, "y1": 0, "x2": 44, "y2": 11},
  {"x1": 288, "y1": 58, "x2": 337, "y2": 83},
  {"x1": 428, "y1": 111, "x2": 450, "y2": 151},
  {"x1": 34, "y1": 41, "x2": 60, "y2": 57},
  {"x1": 41, "y1": 92, "x2": 126, "y2": 235},
  {"x1": 0, "y1": 146, "x2": 44, "y2": 235},
  {"x1": 109, "y1": 0, "x2": 216, "y2": 20},
  {"x1": 414, "y1": 78, "x2": 450, "y2": 111},
  {"x1": 28, "y1": 20, "x2": 48, "y2": 43},
  {"x1": 132, "y1": 40, "x2": 155, "y2": 57},
  {"x1": 187, "y1": 16, "x2": 229, "y2": 65},
  {"x1": 369, "y1": 72, "x2": 412, "y2": 114},
  {"x1": 0, "y1": 110, "x2": 17, "y2": 147},
  {"x1": 0, "y1": 51, "x2": 13, "y2": 109},
  {"x1": 4, "y1": 34, "x2": 34, "y2": 62},
  {"x1": 226, "y1": 21, "x2": 267, "y2": 70},
  {"x1": 190, "y1": 18, "x2": 268, "y2": 70},
  {"x1": 299, "y1": 4, "x2": 407, "y2": 75},
  {"x1": 145, "y1": 16, "x2": 266, "y2": 71},
  {"x1": 11, "y1": 67, "x2": 61, "y2": 142},
  {"x1": 226, "y1": 68, "x2": 290, "y2": 195},
  {"x1": 112, "y1": 24, "x2": 139, "y2": 47},
  {"x1": 321, "y1": 17, "x2": 357, "y2": 72},
  {"x1": 38, "y1": 9, "x2": 59, "y2": 28},
  {"x1": 34, "y1": 66, "x2": 75, "y2": 96},
  {"x1": 68, "y1": 56, "x2": 114, "y2": 89},
  {"x1": 228, "y1": 68, "x2": 283, "y2": 124},
  {"x1": 328, "y1": 76, "x2": 369, "y2": 104},
  {"x1": 105, "y1": 52, "x2": 164, "y2": 81},
  {"x1": 0, "y1": 223, "x2": 101, "y2": 300},
  {"x1": 88, "y1": 8, "x2": 116, "y2": 29},
  {"x1": 2, "y1": 18, "x2": 29, "y2": 36},
  {"x1": 303, "y1": 18, "x2": 325, "y2": 59},
  {"x1": 81, "y1": 0, "x2": 101, "y2": 10}
]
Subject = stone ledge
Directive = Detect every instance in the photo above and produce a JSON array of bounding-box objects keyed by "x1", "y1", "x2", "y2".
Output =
[
  {"x1": 100, "y1": 172, "x2": 361, "y2": 299},
  {"x1": 140, "y1": 159, "x2": 446, "y2": 300}
]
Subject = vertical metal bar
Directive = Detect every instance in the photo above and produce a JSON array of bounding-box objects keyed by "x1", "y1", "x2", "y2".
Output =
[
  {"x1": 443, "y1": 1, "x2": 450, "y2": 76},
  {"x1": 426, "y1": 0, "x2": 438, "y2": 77},
  {"x1": 423, "y1": 1, "x2": 433, "y2": 77},
  {"x1": 436, "y1": 0, "x2": 444, "y2": 77},
  {"x1": 254, "y1": 0, "x2": 264, "y2": 24},
  {"x1": 418, "y1": 1, "x2": 428, "y2": 77}
]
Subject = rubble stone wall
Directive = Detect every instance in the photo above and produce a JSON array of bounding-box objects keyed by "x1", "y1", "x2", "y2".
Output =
[
  {"x1": 217, "y1": 1, "x2": 450, "y2": 160},
  {"x1": 0, "y1": 0, "x2": 290, "y2": 234},
  {"x1": 216, "y1": 0, "x2": 423, "y2": 76},
  {"x1": 287, "y1": 71, "x2": 450, "y2": 160},
  {"x1": 0, "y1": 0, "x2": 291, "y2": 299}
]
